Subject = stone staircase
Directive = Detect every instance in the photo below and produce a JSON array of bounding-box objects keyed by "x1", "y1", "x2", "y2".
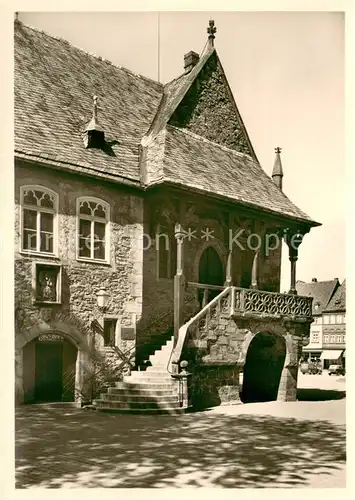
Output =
[{"x1": 94, "y1": 336, "x2": 185, "y2": 414}]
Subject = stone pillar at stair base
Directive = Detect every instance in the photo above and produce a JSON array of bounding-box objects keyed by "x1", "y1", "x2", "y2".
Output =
[{"x1": 277, "y1": 365, "x2": 298, "y2": 402}]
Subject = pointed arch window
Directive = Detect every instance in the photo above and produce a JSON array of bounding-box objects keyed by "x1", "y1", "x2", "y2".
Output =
[
  {"x1": 77, "y1": 197, "x2": 110, "y2": 262},
  {"x1": 20, "y1": 186, "x2": 58, "y2": 255},
  {"x1": 155, "y1": 217, "x2": 176, "y2": 280}
]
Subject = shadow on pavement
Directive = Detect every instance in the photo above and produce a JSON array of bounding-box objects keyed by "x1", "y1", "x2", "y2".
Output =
[
  {"x1": 297, "y1": 389, "x2": 346, "y2": 401},
  {"x1": 15, "y1": 405, "x2": 346, "y2": 488}
]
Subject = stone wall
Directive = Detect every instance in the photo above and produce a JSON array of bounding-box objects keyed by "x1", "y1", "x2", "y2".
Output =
[{"x1": 15, "y1": 161, "x2": 144, "y2": 403}]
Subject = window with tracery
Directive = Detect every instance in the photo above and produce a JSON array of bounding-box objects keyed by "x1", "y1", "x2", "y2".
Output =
[
  {"x1": 77, "y1": 198, "x2": 110, "y2": 262},
  {"x1": 21, "y1": 186, "x2": 58, "y2": 254},
  {"x1": 155, "y1": 218, "x2": 176, "y2": 279}
]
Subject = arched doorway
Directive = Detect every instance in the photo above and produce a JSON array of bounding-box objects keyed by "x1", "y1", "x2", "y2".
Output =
[
  {"x1": 198, "y1": 246, "x2": 224, "y2": 305},
  {"x1": 23, "y1": 333, "x2": 78, "y2": 404},
  {"x1": 241, "y1": 332, "x2": 286, "y2": 403}
]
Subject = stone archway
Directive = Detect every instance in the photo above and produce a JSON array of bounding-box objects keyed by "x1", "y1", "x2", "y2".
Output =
[
  {"x1": 241, "y1": 331, "x2": 286, "y2": 403},
  {"x1": 16, "y1": 318, "x2": 91, "y2": 405},
  {"x1": 22, "y1": 333, "x2": 79, "y2": 404}
]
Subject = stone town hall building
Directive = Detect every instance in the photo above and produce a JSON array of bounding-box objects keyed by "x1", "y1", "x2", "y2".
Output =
[{"x1": 14, "y1": 19, "x2": 320, "y2": 412}]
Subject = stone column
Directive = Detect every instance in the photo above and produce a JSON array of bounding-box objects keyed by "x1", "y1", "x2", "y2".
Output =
[
  {"x1": 284, "y1": 230, "x2": 305, "y2": 295},
  {"x1": 225, "y1": 213, "x2": 234, "y2": 286},
  {"x1": 250, "y1": 250, "x2": 259, "y2": 289},
  {"x1": 224, "y1": 250, "x2": 233, "y2": 286},
  {"x1": 174, "y1": 223, "x2": 185, "y2": 346},
  {"x1": 289, "y1": 250, "x2": 298, "y2": 295}
]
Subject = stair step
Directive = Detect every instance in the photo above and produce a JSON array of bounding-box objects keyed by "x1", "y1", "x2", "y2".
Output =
[
  {"x1": 94, "y1": 400, "x2": 183, "y2": 412},
  {"x1": 100, "y1": 394, "x2": 179, "y2": 403},
  {"x1": 124, "y1": 375, "x2": 173, "y2": 383},
  {"x1": 120, "y1": 382, "x2": 175, "y2": 390},
  {"x1": 139, "y1": 369, "x2": 171, "y2": 375},
  {"x1": 95, "y1": 406, "x2": 186, "y2": 415},
  {"x1": 100, "y1": 394, "x2": 180, "y2": 409},
  {"x1": 108, "y1": 387, "x2": 177, "y2": 396}
]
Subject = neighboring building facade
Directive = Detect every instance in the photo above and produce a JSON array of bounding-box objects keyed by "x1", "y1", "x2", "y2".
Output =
[
  {"x1": 296, "y1": 278, "x2": 339, "y2": 361},
  {"x1": 14, "y1": 19, "x2": 320, "y2": 410},
  {"x1": 321, "y1": 280, "x2": 346, "y2": 369}
]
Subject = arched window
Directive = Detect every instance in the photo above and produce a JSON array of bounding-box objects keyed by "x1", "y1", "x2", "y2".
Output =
[
  {"x1": 20, "y1": 186, "x2": 58, "y2": 254},
  {"x1": 155, "y1": 217, "x2": 176, "y2": 279},
  {"x1": 77, "y1": 197, "x2": 110, "y2": 262}
]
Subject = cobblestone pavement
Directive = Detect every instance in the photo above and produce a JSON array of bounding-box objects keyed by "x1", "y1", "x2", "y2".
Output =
[{"x1": 15, "y1": 374, "x2": 346, "y2": 488}]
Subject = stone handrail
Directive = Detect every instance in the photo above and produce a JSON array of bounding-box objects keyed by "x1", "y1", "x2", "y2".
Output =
[
  {"x1": 170, "y1": 287, "x2": 231, "y2": 372},
  {"x1": 170, "y1": 286, "x2": 313, "y2": 371}
]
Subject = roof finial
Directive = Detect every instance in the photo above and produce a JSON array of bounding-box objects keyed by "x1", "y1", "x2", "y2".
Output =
[
  {"x1": 207, "y1": 20, "x2": 217, "y2": 48},
  {"x1": 272, "y1": 146, "x2": 283, "y2": 190},
  {"x1": 93, "y1": 95, "x2": 98, "y2": 121},
  {"x1": 84, "y1": 94, "x2": 104, "y2": 141}
]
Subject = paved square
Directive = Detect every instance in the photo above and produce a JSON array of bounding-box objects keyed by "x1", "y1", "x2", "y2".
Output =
[{"x1": 15, "y1": 375, "x2": 346, "y2": 488}]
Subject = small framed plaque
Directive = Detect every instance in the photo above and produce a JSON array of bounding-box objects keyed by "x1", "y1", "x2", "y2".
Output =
[{"x1": 121, "y1": 327, "x2": 135, "y2": 341}]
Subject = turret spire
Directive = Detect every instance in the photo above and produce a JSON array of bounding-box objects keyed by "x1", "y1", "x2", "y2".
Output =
[{"x1": 272, "y1": 147, "x2": 283, "y2": 190}]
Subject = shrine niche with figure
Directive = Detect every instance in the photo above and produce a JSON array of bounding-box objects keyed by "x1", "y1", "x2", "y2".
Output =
[{"x1": 33, "y1": 262, "x2": 62, "y2": 304}]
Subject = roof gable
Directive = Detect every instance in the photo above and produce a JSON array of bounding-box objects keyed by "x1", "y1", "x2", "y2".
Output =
[
  {"x1": 324, "y1": 280, "x2": 346, "y2": 312},
  {"x1": 295, "y1": 279, "x2": 339, "y2": 314},
  {"x1": 168, "y1": 51, "x2": 256, "y2": 159},
  {"x1": 144, "y1": 49, "x2": 257, "y2": 161}
]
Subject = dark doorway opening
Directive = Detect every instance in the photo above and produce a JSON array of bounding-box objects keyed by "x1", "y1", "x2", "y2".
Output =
[
  {"x1": 35, "y1": 342, "x2": 63, "y2": 402},
  {"x1": 198, "y1": 246, "x2": 224, "y2": 305},
  {"x1": 241, "y1": 332, "x2": 286, "y2": 403},
  {"x1": 23, "y1": 335, "x2": 78, "y2": 404}
]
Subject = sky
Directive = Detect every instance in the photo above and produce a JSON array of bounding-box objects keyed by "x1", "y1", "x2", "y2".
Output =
[{"x1": 17, "y1": 11, "x2": 345, "y2": 291}]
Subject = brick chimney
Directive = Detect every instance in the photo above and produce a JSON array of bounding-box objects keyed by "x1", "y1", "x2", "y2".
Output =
[
  {"x1": 312, "y1": 277, "x2": 317, "y2": 282},
  {"x1": 184, "y1": 51, "x2": 199, "y2": 74}
]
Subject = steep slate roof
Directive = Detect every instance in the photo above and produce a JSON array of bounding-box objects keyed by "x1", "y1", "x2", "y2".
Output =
[
  {"x1": 15, "y1": 21, "x2": 163, "y2": 184},
  {"x1": 295, "y1": 279, "x2": 339, "y2": 315},
  {"x1": 14, "y1": 21, "x2": 319, "y2": 227},
  {"x1": 159, "y1": 126, "x2": 313, "y2": 221},
  {"x1": 324, "y1": 280, "x2": 346, "y2": 312}
]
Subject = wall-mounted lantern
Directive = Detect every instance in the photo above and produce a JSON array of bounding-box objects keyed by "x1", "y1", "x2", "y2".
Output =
[{"x1": 96, "y1": 288, "x2": 110, "y2": 310}]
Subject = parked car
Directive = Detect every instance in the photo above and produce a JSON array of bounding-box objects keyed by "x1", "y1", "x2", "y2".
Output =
[
  {"x1": 309, "y1": 363, "x2": 322, "y2": 375},
  {"x1": 328, "y1": 364, "x2": 345, "y2": 376},
  {"x1": 300, "y1": 362, "x2": 309, "y2": 374}
]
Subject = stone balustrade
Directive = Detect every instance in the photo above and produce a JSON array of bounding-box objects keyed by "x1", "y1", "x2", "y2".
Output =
[{"x1": 170, "y1": 286, "x2": 313, "y2": 371}]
